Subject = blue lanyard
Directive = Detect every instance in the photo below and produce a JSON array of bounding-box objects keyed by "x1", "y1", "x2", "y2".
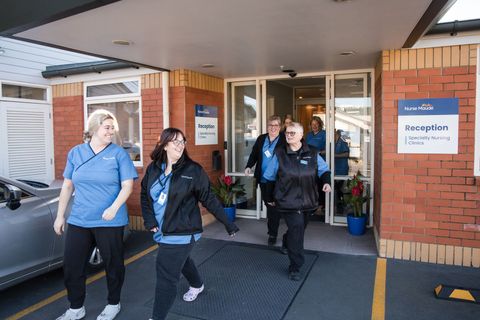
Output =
[{"x1": 267, "y1": 135, "x2": 279, "y2": 149}]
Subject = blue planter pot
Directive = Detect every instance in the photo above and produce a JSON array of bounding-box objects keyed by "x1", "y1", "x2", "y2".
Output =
[
  {"x1": 347, "y1": 214, "x2": 367, "y2": 236},
  {"x1": 224, "y1": 206, "x2": 236, "y2": 222}
]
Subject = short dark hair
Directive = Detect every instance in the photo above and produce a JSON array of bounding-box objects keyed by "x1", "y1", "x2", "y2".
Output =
[{"x1": 150, "y1": 128, "x2": 190, "y2": 164}]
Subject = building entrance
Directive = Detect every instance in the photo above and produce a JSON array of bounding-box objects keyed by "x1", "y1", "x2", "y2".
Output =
[{"x1": 226, "y1": 71, "x2": 374, "y2": 227}]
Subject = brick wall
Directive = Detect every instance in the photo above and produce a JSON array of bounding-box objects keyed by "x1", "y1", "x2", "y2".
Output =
[
  {"x1": 52, "y1": 84, "x2": 84, "y2": 179},
  {"x1": 377, "y1": 45, "x2": 480, "y2": 267}
]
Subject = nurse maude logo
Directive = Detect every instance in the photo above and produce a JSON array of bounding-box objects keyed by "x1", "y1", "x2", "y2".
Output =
[{"x1": 102, "y1": 156, "x2": 115, "y2": 160}]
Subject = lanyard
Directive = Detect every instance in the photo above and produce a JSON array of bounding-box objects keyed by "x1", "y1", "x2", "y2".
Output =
[{"x1": 267, "y1": 135, "x2": 279, "y2": 149}]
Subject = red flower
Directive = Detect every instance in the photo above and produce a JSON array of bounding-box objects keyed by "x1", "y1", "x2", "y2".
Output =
[
  {"x1": 352, "y1": 186, "x2": 361, "y2": 197},
  {"x1": 223, "y1": 175, "x2": 233, "y2": 186}
]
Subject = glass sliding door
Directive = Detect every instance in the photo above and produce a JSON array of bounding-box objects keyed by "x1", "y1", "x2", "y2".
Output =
[
  {"x1": 228, "y1": 81, "x2": 261, "y2": 218},
  {"x1": 329, "y1": 73, "x2": 373, "y2": 225}
]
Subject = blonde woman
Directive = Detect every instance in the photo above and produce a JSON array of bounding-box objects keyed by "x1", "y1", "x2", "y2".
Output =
[{"x1": 54, "y1": 109, "x2": 138, "y2": 320}]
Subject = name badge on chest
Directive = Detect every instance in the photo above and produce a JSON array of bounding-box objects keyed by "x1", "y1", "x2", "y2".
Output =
[
  {"x1": 300, "y1": 159, "x2": 308, "y2": 165},
  {"x1": 157, "y1": 192, "x2": 167, "y2": 205},
  {"x1": 264, "y1": 150, "x2": 272, "y2": 158}
]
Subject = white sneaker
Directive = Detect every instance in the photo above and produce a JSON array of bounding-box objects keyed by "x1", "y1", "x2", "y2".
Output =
[
  {"x1": 182, "y1": 284, "x2": 204, "y2": 302},
  {"x1": 96, "y1": 303, "x2": 121, "y2": 320},
  {"x1": 56, "y1": 306, "x2": 86, "y2": 320}
]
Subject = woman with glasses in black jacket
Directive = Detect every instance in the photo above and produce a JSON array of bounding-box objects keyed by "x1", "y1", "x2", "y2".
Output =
[{"x1": 141, "y1": 128, "x2": 239, "y2": 320}]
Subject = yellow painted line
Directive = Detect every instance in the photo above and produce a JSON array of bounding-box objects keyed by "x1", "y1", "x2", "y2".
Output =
[
  {"x1": 6, "y1": 244, "x2": 157, "y2": 320},
  {"x1": 371, "y1": 258, "x2": 387, "y2": 320}
]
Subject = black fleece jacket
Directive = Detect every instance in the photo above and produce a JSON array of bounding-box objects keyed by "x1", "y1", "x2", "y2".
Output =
[{"x1": 141, "y1": 155, "x2": 239, "y2": 235}]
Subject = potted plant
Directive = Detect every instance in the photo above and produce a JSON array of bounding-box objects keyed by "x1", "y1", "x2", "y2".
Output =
[
  {"x1": 343, "y1": 172, "x2": 370, "y2": 235},
  {"x1": 211, "y1": 175, "x2": 246, "y2": 222}
]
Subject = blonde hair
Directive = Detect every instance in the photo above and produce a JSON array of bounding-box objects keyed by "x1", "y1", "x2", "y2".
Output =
[{"x1": 83, "y1": 109, "x2": 119, "y2": 142}]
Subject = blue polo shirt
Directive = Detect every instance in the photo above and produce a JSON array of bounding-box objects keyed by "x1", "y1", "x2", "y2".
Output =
[
  {"x1": 335, "y1": 138, "x2": 350, "y2": 175},
  {"x1": 306, "y1": 130, "x2": 326, "y2": 157},
  {"x1": 150, "y1": 164, "x2": 201, "y2": 244},
  {"x1": 260, "y1": 135, "x2": 280, "y2": 183},
  {"x1": 63, "y1": 143, "x2": 138, "y2": 228}
]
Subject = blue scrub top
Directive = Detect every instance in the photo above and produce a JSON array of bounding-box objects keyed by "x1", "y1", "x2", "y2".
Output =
[
  {"x1": 63, "y1": 143, "x2": 138, "y2": 228},
  {"x1": 260, "y1": 135, "x2": 280, "y2": 183},
  {"x1": 306, "y1": 130, "x2": 326, "y2": 152},
  {"x1": 335, "y1": 138, "x2": 349, "y2": 175},
  {"x1": 263, "y1": 152, "x2": 330, "y2": 182},
  {"x1": 150, "y1": 164, "x2": 201, "y2": 244}
]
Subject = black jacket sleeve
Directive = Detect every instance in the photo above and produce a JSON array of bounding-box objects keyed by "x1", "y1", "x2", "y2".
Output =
[
  {"x1": 140, "y1": 164, "x2": 158, "y2": 231},
  {"x1": 194, "y1": 167, "x2": 239, "y2": 235},
  {"x1": 319, "y1": 171, "x2": 331, "y2": 187},
  {"x1": 245, "y1": 136, "x2": 261, "y2": 170}
]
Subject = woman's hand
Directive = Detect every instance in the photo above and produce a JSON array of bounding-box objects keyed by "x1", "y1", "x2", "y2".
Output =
[
  {"x1": 322, "y1": 184, "x2": 332, "y2": 193},
  {"x1": 102, "y1": 206, "x2": 118, "y2": 221},
  {"x1": 245, "y1": 167, "x2": 252, "y2": 175},
  {"x1": 53, "y1": 216, "x2": 65, "y2": 235},
  {"x1": 150, "y1": 227, "x2": 159, "y2": 232}
]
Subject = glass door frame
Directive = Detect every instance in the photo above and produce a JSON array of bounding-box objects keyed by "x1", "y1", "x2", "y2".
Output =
[
  {"x1": 327, "y1": 72, "x2": 374, "y2": 227},
  {"x1": 225, "y1": 69, "x2": 375, "y2": 225},
  {"x1": 226, "y1": 80, "x2": 263, "y2": 219}
]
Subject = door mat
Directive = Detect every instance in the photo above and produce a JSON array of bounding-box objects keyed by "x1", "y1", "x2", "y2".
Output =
[{"x1": 165, "y1": 244, "x2": 317, "y2": 320}]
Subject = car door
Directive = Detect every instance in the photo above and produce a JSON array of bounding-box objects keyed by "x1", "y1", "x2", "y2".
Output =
[{"x1": 0, "y1": 181, "x2": 55, "y2": 288}]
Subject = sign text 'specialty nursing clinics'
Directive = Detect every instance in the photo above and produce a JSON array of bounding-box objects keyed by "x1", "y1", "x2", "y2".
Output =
[
  {"x1": 397, "y1": 98, "x2": 459, "y2": 154},
  {"x1": 195, "y1": 104, "x2": 218, "y2": 145}
]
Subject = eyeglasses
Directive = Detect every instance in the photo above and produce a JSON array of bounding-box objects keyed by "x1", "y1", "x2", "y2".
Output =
[
  {"x1": 171, "y1": 139, "x2": 186, "y2": 146},
  {"x1": 268, "y1": 124, "x2": 280, "y2": 128},
  {"x1": 285, "y1": 131, "x2": 297, "y2": 137}
]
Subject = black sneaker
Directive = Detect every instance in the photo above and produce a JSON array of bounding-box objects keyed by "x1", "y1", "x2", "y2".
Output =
[
  {"x1": 288, "y1": 271, "x2": 300, "y2": 281},
  {"x1": 280, "y1": 245, "x2": 288, "y2": 255},
  {"x1": 268, "y1": 236, "x2": 277, "y2": 246}
]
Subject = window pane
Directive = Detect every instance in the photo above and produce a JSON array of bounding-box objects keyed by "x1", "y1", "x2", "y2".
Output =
[
  {"x1": 2, "y1": 84, "x2": 46, "y2": 100},
  {"x1": 334, "y1": 74, "x2": 372, "y2": 178},
  {"x1": 87, "y1": 101, "x2": 141, "y2": 162},
  {"x1": 86, "y1": 81, "x2": 139, "y2": 97}
]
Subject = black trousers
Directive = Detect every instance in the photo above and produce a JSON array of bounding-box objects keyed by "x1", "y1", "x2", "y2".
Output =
[
  {"x1": 260, "y1": 183, "x2": 281, "y2": 238},
  {"x1": 64, "y1": 224, "x2": 125, "y2": 308},
  {"x1": 152, "y1": 240, "x2": 203, "y2": 320},
  {"x1": 282, "y1": 212, "x2": 310, "y2": 272}
]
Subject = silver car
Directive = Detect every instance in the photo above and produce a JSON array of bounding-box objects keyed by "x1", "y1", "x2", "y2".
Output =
[{"x1": 0, "y1": 176, "x2": 128, "y2": 290}]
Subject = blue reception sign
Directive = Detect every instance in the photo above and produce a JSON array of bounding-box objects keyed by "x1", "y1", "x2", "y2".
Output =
[
  {"x1": 397, "y1": 98, "x2": 459, "y2": 154},
  {"x1": 195, "y1": 104, "x2": 218, "y2": 145}
]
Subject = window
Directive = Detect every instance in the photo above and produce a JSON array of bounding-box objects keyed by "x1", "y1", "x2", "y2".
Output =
[
  {"x1": 1, "y1": 83, "x2": 48, "y2": 101},
  {"x1": 85, "y1": 78, "x2": 142, "y2": 165}
]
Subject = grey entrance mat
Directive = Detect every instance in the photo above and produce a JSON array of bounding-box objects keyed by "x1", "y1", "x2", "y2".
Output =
[{"x1": 159, "y1": 244, "x2": 316, "y2": 320}]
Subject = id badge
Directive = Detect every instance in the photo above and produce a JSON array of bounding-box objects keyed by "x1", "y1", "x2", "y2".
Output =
[
  {"x1": 300, "y1": 159, "x2": 308, "y2": 165},
  {"x1": 157, "y1": 192, "x2": 167, "y2": 205},
  {"x1": 264, "y1": 150, "x2": 272, "y2": 158}
]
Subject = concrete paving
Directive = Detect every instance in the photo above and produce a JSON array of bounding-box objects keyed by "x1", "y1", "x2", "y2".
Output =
[{"x1": 1, "y1": 224, "x2": 479, "y2": 320}]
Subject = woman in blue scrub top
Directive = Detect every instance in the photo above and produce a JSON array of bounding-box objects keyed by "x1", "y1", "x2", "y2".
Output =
[
  {"x1": 306, "y1": 116, "x2": 326, "y2": 158},
  {"x1": 53, "y1": 109, "x2": 138, "y2": 320},
  {"x1": 245, "y1": 115, "x2": 286, "y2": 246},
  {"x1": 141, "y1": 128, "x2": 239, "y2": 320}
]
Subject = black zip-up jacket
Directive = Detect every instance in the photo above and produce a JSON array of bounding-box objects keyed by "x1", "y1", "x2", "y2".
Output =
[
  {"x1": 264, "y1": 142, "x2": 331, "y2": 213},
  {"x1": 245, "y1": 132, "x2": 286, "y2": 186},
  {"x1": 141, "y1": 155, "x2": 239, "y2": 235}
]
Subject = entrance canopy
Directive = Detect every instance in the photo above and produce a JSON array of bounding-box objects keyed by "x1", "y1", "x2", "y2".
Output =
[{"x1": 1, "y1": 0, "x2": 453, "y2": 78}]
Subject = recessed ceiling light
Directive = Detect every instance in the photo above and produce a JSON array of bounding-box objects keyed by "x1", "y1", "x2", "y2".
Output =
[
  {"x1": 201, "y1": 64, "x2": 215, "y2": 68},
  {"x1": 340, "y1": 50, "x2": 356, "y2": 56},
  {"x1": 298, "y1": 96, "x2": 303, "y2": 100},
  {"x1": 112, "y1": 40, "x2": 132, "y2": 46}
]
